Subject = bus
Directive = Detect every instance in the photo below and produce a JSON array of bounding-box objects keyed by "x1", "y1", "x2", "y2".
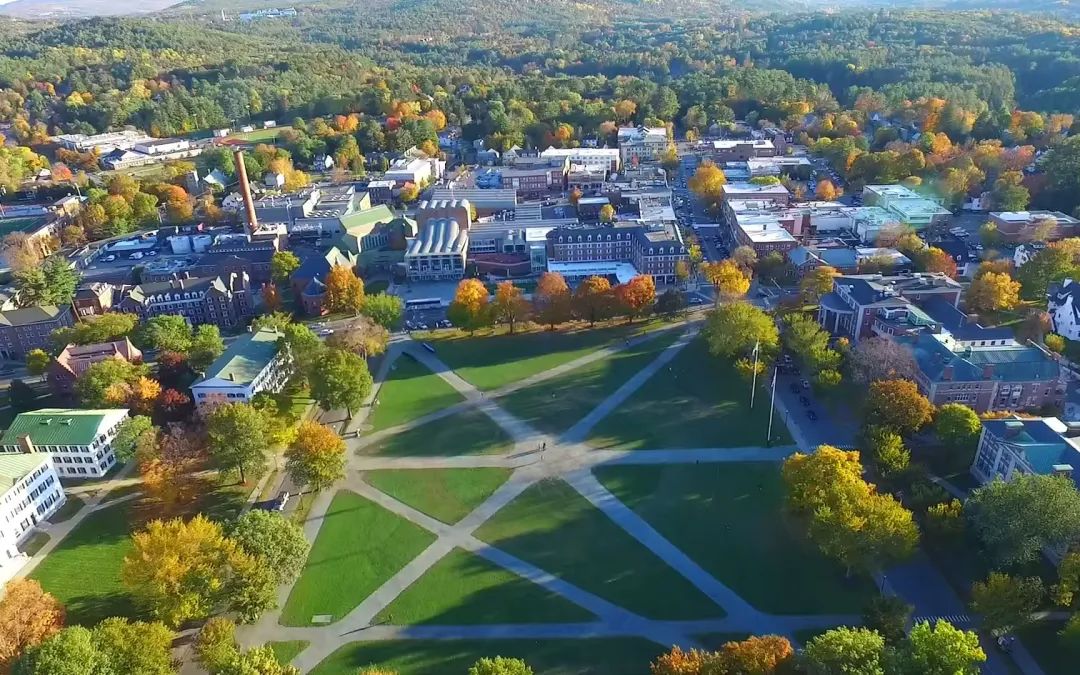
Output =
[{"x1": 405, "y1": 298, "x2": 443, "y2": 311}]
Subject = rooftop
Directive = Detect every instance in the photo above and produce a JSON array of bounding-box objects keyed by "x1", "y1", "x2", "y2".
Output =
[
  {"x1": 0, "y1": 409, "x2": 128, "y2": 447},
  {"x1": 982, "y1": 417, "x2": 1080, "y2": 483},
  {"x1": 406, "y1": 219, "x2": 469, "y2": 256},
  {"x1": 723, "y1": 182, "x2": 791, "y2": 197},
  {"x1": 195, "y1": 328, "x2": 284, "y2": 386},
  {"x1": 0, "y1": 453, "x2": 49, "y2": 491}
]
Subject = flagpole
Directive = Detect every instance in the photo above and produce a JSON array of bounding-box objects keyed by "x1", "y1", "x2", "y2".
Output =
[
  {"x1": 750, "y1": 340, "x2": 760, "y2": 409},
  {"x1": 767, "y1": 365, "x2": 778, "y2": 444}
]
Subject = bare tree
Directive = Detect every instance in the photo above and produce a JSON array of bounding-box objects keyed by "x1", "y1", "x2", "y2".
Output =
[
  {"x1": 326, "y1": 316, "x2": 389, "y2": 359},
  {"x1": 848, "y1": 337, "x2": 920, "y2": 384}
]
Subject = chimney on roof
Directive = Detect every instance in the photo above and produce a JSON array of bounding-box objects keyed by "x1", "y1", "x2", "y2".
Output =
[
  {"x1": 17, "y1": 435, "x2": 36, "y2": 454},
  {"x1": 1052, "y1": 464, "x2": 1074, "y2": 480},
  {"x1": 942, "y1": 365, "x2": 953, "y2": 381},
  {"x1": 234, "y1": 149, "x2": 258, "y2": 237},
  {"x1": 983, "y1": 364, "x2": 995, "y2": 380}
]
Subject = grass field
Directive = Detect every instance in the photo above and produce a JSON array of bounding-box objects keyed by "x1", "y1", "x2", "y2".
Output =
[
  {"x1": 497, "y1": 329, "x2": 684, "y2": 435},
  {"x1": 425, "y1": 320, "x2": 670, "y2": 391},
  {"x1": 366, "y1": 355, "x2": 465, "y2": 431},
  {"x1": 363, "y1": 468, "x2": 512, "y2": 524},
  {"x1": 374, "y1": 548, "x2": 594, "y2": 625},
  {"x1": 359, "y1": 408, "x2": 513, "y2": 458},
  {"x1": 588, "y1": 337, "x2": 792, "y2": 450},
  {"x1": 30, "y1": 500, "x2": 139, "y2": 626},
  {"x1": 309, "y1": 638, "x2": 665, "y2": 675},
  {"x1": 270, "y1": 640, "x2": 310, "y2": 666},
  {"x1": 48, "y1": 495, "x2": 85, "y2": 523},
  {"x1": 475, "y1": 478, "x2": 724, "y2": 620},
  {"x1": 226, "y1": 125, "x2": 292, "y2": 143},
  {"x1": 594, "y1": 463, "x2": 875, "y2": 614},
  {"x1": 0, "y1": 217, "x2": 47, "y2": 236},
  {"x1": 1018, "y1": 620, "x2": 1072, "y2": 675},
  {"x1": 280, "y1": 490, "x2": 436, "y2": 626}
]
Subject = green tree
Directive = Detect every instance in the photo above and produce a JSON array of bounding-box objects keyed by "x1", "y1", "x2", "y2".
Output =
[
  {"x1": 804, "y1": 627, "x2": 885, "y2": 675},
  {"x1": 360, "y1": 293, "x2": 404, "y2": 329},
  {"x1": 891, "y1": 620, "x2": 985, "y2": 675},
  {"x1": 862, "y1": 595, "x2": 913, "y2": 645},
  {"x1": 8, "y1": 379, "x2": 37, "y2": 412},
  {"x1": 1017, "y1": 246, "x2": 1079, "y2": 300},
  {"x1": 800, "y1": 265, "x2": 840, "y2": 304},
  {"x1": 206, "y1": 403, "x2": 271, "y2": 483},
  {"x1": 934, "y1": 403, "x2": 982, "y2": 464},
  {"x1": 864, "y1": 425, "x2": 910, "y2": 477},
  {"x1": 965, "y1": 474, "x2": 1080, "y2": 567},
  {"x1": 74, "y1": 358, "x2": 149, "y2": 407},
  {"x1": 25, "y1": 349, "x2": 49, "y2": 381},
  {"x1": 970, "y1": 572, "x2": 1043, "y2": 634},
  {"x1": 13, "y1": 626, "x2": 105, "y2": 675},
  {"x1": 91, "y1": 617, "x2": 175, "y2": 675},
  {"x1": 139, "y1": 315, "x2": 193, "y2": 353},
  {"x1": 112, "y1": 415, "x2": 154, "y2": 462},
  {"x1": 270, "y1": 251, "x2": 301, "y2": 284},
  {"x1": 468, "y1": 656, "x2": 533, "y2": 675},
  {"x1": 229, "y1": 510, "x2": 310, "y2": 586},
  {"x1": 14, "y1": 258, "x2": 79, "y2": 308},
  {"x1": 309, "y1": 349, "x2": 373, "y2": 416},
  {"x1": 51, "y1": 313, "x2": 139, "y2": 351},
  {"x1": 188, "y1": 325, "x2": 225, "y2": 372},
  {"x1": 702, "y1": 302, "x2": 779, "y2": 360}
]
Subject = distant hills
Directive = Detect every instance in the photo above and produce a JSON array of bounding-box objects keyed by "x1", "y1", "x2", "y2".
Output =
[{"x1": 0, "y1": 0, "x2": 184, "y2": 18}]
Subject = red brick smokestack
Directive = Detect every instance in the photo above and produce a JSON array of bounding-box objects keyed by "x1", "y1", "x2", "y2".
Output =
[{"x1": 234, "y1": 149, "x2": 257, "y2": 235}]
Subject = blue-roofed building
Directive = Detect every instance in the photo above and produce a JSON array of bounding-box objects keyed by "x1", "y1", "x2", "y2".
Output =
[
  {"x1": 899, "y1": 328, "x2": 1064, "y2": 413},
  {"x1": 972, "y1": 417, "x2": 1080, "y2": 489}
]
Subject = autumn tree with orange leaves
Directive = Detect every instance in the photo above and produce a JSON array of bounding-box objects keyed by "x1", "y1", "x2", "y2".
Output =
[
  {"x1": 533, "y1": 272, "x2": 572, "y2": 330},
  {"x1": 492, "y1": 281, "x2": 530, "y2": 334},
  {"x1": 136, "y1": 424, "x2": 208, "y2": 516},
  {"x1": 323, "y1": 265, "x2": 365, "y2": 315},
  {"x1": 573, "y1": 275, "x2": 613, "y2": 327},
  {"x1": 0, "y1": 579, "x2": 65, "y2": 672},
  {"x1": 447, "y1": 278, "x2": 491, "y2": 333},
  {"x1": 285, "y1": 420, "x2": 346, "y2": 491},
  {"x1": 650, "y1": 635, "x2": 794, "y2": 675},
  {"x1": 105, "y1": 376, "x2": 161, "y2": 416},
  {"x1": 615, "y1": 275, "x2": 656, "y2": 323}
]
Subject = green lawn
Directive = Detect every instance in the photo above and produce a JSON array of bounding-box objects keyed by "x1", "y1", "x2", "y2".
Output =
[
  {"x1": 270, "y1": 640, "x2": 310, "y2": 666},
  {"x1": 1018, "y1": 620, "x2": 1074, "y2": 675},
  {"x1": 226, "y1": 125, "x2": 292, "y2": 143},
  {"x1": 280, "y1": 490, "x2": 437, "y2": 626},
  {"x1": 426, "y1": 321, "x2": 669, "y2": 391},
  {"x1": 363, "y1": 468, "x2": 512, "y2": 524},
  {"x1": 475, "y1": 478, "x2": 724, "y2": 620},
  {"x1": 497, "y1": 329, "x2": 684, "y2": 435},
  {"x1": 594, "y1": 463, "x2": 874, "y2": 614},
  {"x1": 48, "y1": 495, "x2": 85, "y2": 523},
  {"x1": 367, "y1": 354, "x2": 465, "y2": 431},
  {"x1": 31, "y1": 501, "x2": 139, "y2": 626},
  {"x1": 374, "y1": 548, "x2": 594, "y2": 625},
  {"x1": 309, "y1": 638, "x2": 664, "y2": 675},
  {"x1": 587, "y1": 337, "x2": 792, "y2": 450},
  {"x1": 359, "y1": 408, "x2": 513, "y2": 458}
]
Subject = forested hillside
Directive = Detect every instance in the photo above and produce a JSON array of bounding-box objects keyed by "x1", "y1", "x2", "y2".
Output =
[{"x1": 1, "y1": 2, "x2": 1080, "y2": 214}]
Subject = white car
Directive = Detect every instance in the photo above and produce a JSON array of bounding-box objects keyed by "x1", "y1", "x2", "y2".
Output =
[
  {"x1": 103, "y1": 255, "x2": 116, "y2": 262},
  {"x1": 146, "y1": 250, "x2": 157, "y2": 256}
]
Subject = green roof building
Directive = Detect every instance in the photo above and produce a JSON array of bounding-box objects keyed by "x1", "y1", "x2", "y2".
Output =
[
  {"x1": 190, "y1": 327, "x2": 290, "y2": 409},
  {"x1": 0, "y1": 452, "x2": 65, "y2": 564},
  {"x1": 0, "y1": 408, "x2": 129, "y2": 478}
]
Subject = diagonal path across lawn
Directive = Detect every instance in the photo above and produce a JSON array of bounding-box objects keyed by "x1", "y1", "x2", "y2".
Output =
[{"x1": 237, "y1": 319, "x2": 849, "y2": 675}]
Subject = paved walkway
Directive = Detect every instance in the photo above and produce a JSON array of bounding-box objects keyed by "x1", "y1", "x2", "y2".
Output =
[{"x1": 236, "y1": 322, "x2": 870, "y2": 673}]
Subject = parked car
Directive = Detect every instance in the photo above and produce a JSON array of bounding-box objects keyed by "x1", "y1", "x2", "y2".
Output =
[
  {"x1": 103, "y1": 255, "x2": 116, "y2": 262},
  {"x1": 801, "y1": 379, "x2": 811, "y2": 390}
]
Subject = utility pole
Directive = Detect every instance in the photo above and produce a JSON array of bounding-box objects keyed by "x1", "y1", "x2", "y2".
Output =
[{"x1": 750, "y1": 339, "x2": 760, "y2": 409}]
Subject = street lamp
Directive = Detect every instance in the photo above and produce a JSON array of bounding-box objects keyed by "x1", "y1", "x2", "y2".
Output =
[{"x1": 750, "y1": 340, "x2": 760, "y2": 409}]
